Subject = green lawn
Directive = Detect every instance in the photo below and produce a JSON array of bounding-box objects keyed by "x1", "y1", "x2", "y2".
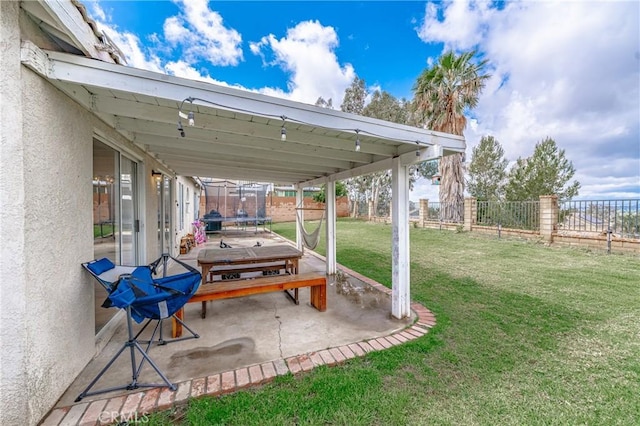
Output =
[{"x1": 150, "y1": 219, "x2": 640, "y2": 425}]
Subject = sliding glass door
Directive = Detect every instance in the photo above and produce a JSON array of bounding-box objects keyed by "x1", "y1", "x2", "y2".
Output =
[
  {"x1": 156, "y1": 174, "x2": 173, "y2": 257},
  {"x1": 92, "y1": 139, "x2": 140, "y2": 333},
  {"x1": 119, "y1": 158, "x2": 138, "y2": 265}
]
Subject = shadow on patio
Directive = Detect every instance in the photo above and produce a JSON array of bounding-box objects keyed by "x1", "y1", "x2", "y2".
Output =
[{"x1": 42, "y1": 230, "x2": 435, "y2": 426}]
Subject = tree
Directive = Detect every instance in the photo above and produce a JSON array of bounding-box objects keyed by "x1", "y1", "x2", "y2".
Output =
[
  {"x1": 413, "y1": 50, "x2": 491, "y2": 221},
  {"x1": 359, "y1": 89, "x2": 418, "y2": 216},
  {"x1": 504, "y1": 137, "x2": 580, "y2": 201},
  {"x1": 362, "y1": 90, "x2": 409, "y2": 124},
  {"x1": 313, "y1": 181, "x2": 348, "y2": 203},
  {"x1": 414, "y1": 160, "x2": 439, "y2": 182},
  {"x1": 345, "y1": 176, "x2": 370, "y2": 217},
  {"x1": 315, "y1": 96, "x2": 333, "y2": 109},
  {"x1": 467, "y1": 135, "x2": 508, "y2": 201},
  {"x1": 340, "y1": 77, "x2": 366, "y2": 114}
]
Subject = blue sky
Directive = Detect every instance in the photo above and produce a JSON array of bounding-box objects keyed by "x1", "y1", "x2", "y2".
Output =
[{"x1": 85, "y1": 0, "x2": 640, "y2": 201}]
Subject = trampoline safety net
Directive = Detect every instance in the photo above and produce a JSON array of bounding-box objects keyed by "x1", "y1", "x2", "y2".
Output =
[{"x1": 199, "y1": 179, "x2": 272, "y2": 231}]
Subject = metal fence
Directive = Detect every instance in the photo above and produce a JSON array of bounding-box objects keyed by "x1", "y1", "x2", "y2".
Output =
[
  {"x1": 425, "y1": 202, "x2": 465, "y2": 223},
  {"x1": 475, "y1": 200, "x2": 540, "y2": 231},
  {"x1": 359, "y1": 197, "x2": 639, "y2": 241},
  {"x1": 558, "y1": 199, "x2": 640, "y2": 238}
]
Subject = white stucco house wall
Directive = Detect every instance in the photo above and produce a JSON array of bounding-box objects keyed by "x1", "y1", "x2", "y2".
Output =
[
  {"x1": 0, "y1": 2, "x2": 464, "y2": 424},
  {"x1": 0, "y1": 2, "x2": 200, "y2": 424}
]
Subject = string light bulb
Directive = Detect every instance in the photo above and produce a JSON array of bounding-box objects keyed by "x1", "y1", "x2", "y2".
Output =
[
  {"x1": 355, "y1": 129, "x2": 361, "y2": 152},
  {"x1": 178, "y1": 97, "x2": 195, "y2": 131},
  {"x1": 280, "y1": 115, "x2": 287, "y2": 141}
]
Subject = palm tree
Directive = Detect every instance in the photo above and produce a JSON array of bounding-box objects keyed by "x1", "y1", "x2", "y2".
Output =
[{"x1": 413, "y1": 50, "x2": 490, "y2": 222}]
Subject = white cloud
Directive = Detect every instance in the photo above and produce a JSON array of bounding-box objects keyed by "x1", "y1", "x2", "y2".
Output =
[
  {"x1": 163, "y1": 0, "x2": 243, "y2": 67},
  {"x1": 90, "y1": 0, "x2": 245, "y2": 81},
  {"x1": 249, "y1": 20, "x2": 356, "y2": 104},
  {"x1": 418, "y1": 0, "x2": 495, "y2": 51},
  {"x1": 98, "y1": 23, "x2": 164, "y2": 73},
  {"x1": 418, "y1": 0, "x2": 640, "y2": 199},
  {"x1": 411, "y1": 178, "x2": 441, "y2": 203},
  {"x1": 86, "y1": 0, "x2": 106, "y2": 21},
  {"x1": 163, "y1": 60, "x2": 232, "y2": 87}
]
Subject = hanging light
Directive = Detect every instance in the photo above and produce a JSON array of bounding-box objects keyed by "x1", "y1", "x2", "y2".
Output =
[
  {"x1": 178, "y1": 97, "x2": 195, "y2": 134},
  {"x1": 355, "y1": 129, "x2": 361, "y2": 152},
  {"x1": 416, "y1": 141, "x2": 420, "y2": 156},
  {"x1": 280, "y1": 115, "x2": 287, "y2": 141}
]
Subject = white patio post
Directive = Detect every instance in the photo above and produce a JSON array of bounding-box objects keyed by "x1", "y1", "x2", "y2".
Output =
[
  {"x1": 325, "y1": 179, "x2": 337, "y2": 275},
  {"x1": 295, "y1": 186, "x2": 304, "y2": 252},
  {"x1": 391, "y1": 156, "x2": 411, "y2": 318}
]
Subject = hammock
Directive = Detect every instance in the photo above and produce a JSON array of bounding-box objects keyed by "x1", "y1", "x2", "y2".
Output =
[{"x1": 295, "y1": 206, "x2": 325, "y2": 250}]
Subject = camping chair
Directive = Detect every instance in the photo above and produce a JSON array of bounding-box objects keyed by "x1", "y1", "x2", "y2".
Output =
[{"x1": 76, "y1": 254, "x2": 201, "y2": 401}]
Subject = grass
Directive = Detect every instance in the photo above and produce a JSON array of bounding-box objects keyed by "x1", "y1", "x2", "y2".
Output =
[
  {"x1": 148, "y1": 219, "x2": 640, "y2": 425},
  {"x1": 94, "y1": 223, "x2": 114, "y2": 238}
]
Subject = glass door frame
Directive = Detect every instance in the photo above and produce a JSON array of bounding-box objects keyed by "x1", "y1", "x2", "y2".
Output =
[{"x1": 156, "y1": 174, "x2": 173, "y2": 257}]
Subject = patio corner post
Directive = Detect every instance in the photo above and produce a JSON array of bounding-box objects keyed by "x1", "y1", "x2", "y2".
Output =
[
  {"x1": 295, "y1": 187, "x2": 304, "y2": 252},
  {"x1": 391, "y1": 157, "x2": 411, "y2": 319},
  {"x1": 539, "y1": 195, "x2": 558, "y2": 242},
  {"x1": 325, "y1": 179, "x2": 337, "y2": 275}
]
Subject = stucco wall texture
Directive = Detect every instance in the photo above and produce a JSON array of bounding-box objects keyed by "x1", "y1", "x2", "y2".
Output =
[
  {"x1": 0, "y1": 6, "x2": 200, "y2": 424},
  {"x1": 21, "y1": 67, "x2": 97, "y2": 425},
  {"x1": 1, "y1": 2, "x2": 29, "y2": 424}
]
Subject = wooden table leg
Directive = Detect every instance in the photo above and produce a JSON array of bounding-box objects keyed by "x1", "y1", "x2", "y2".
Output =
[
  {"x1": 310, "y1": 284, "x2": 326, "y2": 312},
  {"x1": 172, "y1": 308, "x2": 184, "y2": 338}
]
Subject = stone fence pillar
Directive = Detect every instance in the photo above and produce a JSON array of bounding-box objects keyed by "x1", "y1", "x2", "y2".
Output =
[
  {"x1": 539, "y1": 195, "x2": 558, "y2": 242},
  {"x1": 464, "y1": 197, "x2": 477, "y2": 231},
  {"x1": 419, "y1": 199, "x2": 428, "y2": 226}
]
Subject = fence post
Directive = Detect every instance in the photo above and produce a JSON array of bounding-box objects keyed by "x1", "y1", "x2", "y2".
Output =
[
  {"x1": 539, "y1": 195, "x2": 558, "y2": 242},
  {"x1": 419, "y1": 199, "x2": 428, "y2": 227},
  {"x1": 464, "y1": 197, "x2": 476, "y2": 232}
]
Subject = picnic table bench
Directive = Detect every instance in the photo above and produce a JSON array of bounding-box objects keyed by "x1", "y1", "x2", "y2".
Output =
[
  {"x1": 172, "y1": 272, "x2": 326, "y2": 337},
  {"x1": 171, "y1": 245, "x2": 327, "y2": 338}
]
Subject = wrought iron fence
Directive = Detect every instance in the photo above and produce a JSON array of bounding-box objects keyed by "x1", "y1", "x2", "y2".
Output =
[
  {"x1": 351, "y1": 199, "x2": 393, "y2": 218},
  {"x1": 475, "y1": 200, "x2": 540, "y2": 231},
  {"x1": 558, "y1": 199, "x2": 640, "y2": 238},
  {"x1": 425, "y1": 202, "x2": 465, "y2": 223}
]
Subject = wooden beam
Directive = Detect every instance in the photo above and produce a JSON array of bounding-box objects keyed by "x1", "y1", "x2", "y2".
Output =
[
  {"x1": 391, "y1": 157, "x2": 411, "y2": 319},
  {"x1": 34, "y1": 49, "x2": 466, "y2": 153}
]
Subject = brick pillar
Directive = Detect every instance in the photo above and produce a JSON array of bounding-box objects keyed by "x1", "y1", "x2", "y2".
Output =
[
  {"x1": 464, "y1": 197, "x2": 476, "y2": 231},
  {"x1": 539, "y1": 195, "x2": 558, "y2": 242},
  {"x1": 419, "y1": 199, "x2": 428, "y2": 227}
]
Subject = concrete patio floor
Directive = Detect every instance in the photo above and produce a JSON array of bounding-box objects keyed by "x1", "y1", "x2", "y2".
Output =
[{"x1": 42, "y1": 230, "x2": 437, "y2": 425}]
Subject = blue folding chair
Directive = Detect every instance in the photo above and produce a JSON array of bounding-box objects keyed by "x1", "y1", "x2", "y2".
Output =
[{"x1": 76, "y1": 254, "x2": 201, "y2": 401}]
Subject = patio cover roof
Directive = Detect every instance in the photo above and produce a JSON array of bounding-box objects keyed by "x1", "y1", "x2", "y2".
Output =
[
  {"x1": 16, "y1": 0, "x2": 460, "y2": 330},
  {"x1": 21, "y1": 42, "x2": 465, "y2": 186}
]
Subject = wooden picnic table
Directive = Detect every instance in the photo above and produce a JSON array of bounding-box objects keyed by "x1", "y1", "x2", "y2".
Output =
[
  {"x1": 197, "y1": 244, "x2": 302, "y2": 281},
  {"x1": 172, "y1": 244, "x2": 314, "y2": 338}
]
